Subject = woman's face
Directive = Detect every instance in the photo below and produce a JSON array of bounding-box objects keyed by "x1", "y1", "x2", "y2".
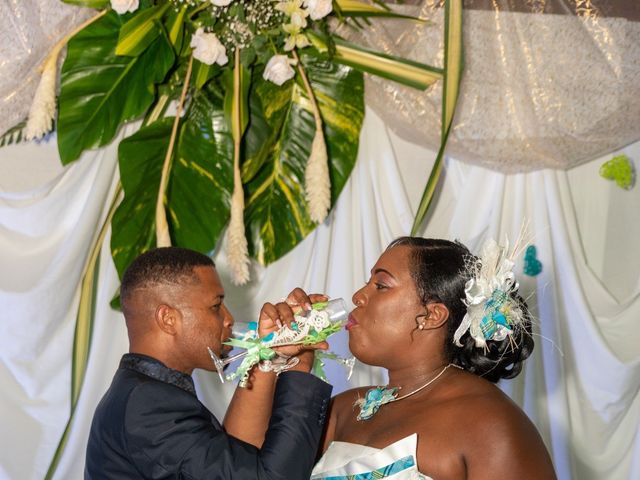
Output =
[{"x1": 348, "y1": 245, "x2": 426, "y2": 367}]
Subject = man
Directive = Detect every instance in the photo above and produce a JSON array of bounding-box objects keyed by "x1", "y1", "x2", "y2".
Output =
[{"x1": 85, "y1": 247, "x2": 332, "y2": 479}]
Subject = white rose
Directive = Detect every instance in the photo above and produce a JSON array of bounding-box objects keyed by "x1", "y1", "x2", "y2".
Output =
[
  {"x1": 304, "y1": 0, "x2": 332, "y2": 20},
  {"x1": 190, "y1": 28, "x2": 228, "y2": 66},
  {"x1": 110, "y1": 0, "x2": 139, "y2": 14},
  {"x1": 263, "y1": 55, "x2": 296, "y2": 86},
  {"x1": 210, "y1": 0, "x2": 233, "y2": 6}
]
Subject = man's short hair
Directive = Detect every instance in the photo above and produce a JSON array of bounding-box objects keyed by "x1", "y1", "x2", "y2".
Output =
[{"x1": 120, "y1": 247, "x2": 215, "y2": 303}]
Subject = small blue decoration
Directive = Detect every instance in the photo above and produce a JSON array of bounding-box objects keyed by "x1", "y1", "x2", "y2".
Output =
[
  {"x1": 356, "y1": 386, "x2": 399, "y2": 421},
  {"x1": 524, "y1": 245, "x2": 542, "y2": 277}
]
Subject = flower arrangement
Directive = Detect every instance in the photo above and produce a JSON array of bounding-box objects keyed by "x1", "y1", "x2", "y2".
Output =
[{"x1": 24, "y1": 0, "x2": 460, "y2": 287}]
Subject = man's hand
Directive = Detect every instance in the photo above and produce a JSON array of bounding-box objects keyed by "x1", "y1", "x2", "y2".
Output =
[{"x1": 259, "y1": 288, "x2": 329, "y2": 371}]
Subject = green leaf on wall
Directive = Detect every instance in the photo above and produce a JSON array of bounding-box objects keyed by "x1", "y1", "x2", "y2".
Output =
[
  {"x1": 111, "y1": 81, "x2": 234, "y2": 279},
  {"x1": 243, "y1": 55, "x2": 364, "y2": 265},
  {"x1": 57, "y1": 11, "x2": 174, "y2": 165}
]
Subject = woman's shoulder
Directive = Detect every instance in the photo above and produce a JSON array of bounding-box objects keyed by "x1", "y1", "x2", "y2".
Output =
[
  {"x1": 435, "y1": 372, "x2": 533, "y2": 432},
  {"x1": 427, "y1": 373, "x2": 556, "y2": 478}
]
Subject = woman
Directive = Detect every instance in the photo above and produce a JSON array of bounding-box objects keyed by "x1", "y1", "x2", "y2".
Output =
[{"x1": 312, "y1": 237, "x2": 556, "y2": 479}]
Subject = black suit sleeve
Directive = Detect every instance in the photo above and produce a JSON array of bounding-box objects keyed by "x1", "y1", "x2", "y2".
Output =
[{"x1": 124, "y1": 370, "x2": 332, "y2": 479}]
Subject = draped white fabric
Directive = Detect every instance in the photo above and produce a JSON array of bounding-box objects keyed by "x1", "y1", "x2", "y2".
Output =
[{"x1": 1, "y1": 109, "x2": 639, "y2": 479}]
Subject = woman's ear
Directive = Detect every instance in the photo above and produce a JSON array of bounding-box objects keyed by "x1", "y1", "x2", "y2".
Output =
[
  {"x1": 418, "y1": 303, "x2": 449, "y2": 330},
  {"x1": 155, "y1": 304, "x2": 179, "y2": 336}
]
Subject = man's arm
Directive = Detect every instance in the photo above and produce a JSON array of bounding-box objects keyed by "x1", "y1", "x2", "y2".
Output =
[
  {"x1": 224, "y1": 288, "x2": 327, "y2": 447},
  {"x1": 125, "y1": 373, "x2": 331, "y2": 480}
]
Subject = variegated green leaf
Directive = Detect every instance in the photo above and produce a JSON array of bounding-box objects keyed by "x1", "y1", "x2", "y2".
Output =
[
  {"x1": 411, "y1": 0, "x2": 463, "y2": 234},
  {"x1": 335, "y1": 0, "x2": 424, "y2": 20},
  {"x1": 309, "y1": 33, "x2": 442, "y2": 90},
  {"x1": 242, "y1": 55, "x2": 364, "y2": 265},
  {"x1": 57, "y1": 11, "x2": 174, "y2": 165},
  {"x1": 111, "y1": 82, "x2": 233, "y2": 278},
  {"x1": 61, "y1": 0, "x2": 109, "y2": 7},
  {"x1": 115, "y1": 3, "x2": 169, "y2": 56}
]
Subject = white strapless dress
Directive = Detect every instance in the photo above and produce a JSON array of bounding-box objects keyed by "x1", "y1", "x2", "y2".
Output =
[{"x1": 311, "y1": 434, "x2": 433, "y2": 480}]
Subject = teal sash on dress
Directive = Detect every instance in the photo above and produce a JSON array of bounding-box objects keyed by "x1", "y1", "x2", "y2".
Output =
[{"x1": 319, "y1": 455, "x2": 415, "y2": 480}]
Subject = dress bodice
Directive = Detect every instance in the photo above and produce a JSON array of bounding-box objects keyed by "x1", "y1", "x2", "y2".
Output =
[{"x1": 311, "y1": 434, "x2": 433, "y2": 480}]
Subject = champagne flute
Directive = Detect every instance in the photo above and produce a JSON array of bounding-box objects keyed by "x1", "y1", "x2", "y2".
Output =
[{"x1": 208, "y1": 298, "x2": 349, "y2": 382}]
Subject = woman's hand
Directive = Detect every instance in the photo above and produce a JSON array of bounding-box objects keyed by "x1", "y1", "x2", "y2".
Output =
[{"x1": 259, "y1": 288, "x2": 329, "y2": 370}]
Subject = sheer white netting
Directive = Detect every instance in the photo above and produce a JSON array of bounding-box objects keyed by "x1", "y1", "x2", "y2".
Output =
[
  {"x1": 1, "y1": 1, "x2": 639, "y2": 172},
  {"x1": 0, "y1": 0, "x2": 92, "y2": 138},
  {"x1": 334, "y1": 0, "x2": 640, "y2": 172}
]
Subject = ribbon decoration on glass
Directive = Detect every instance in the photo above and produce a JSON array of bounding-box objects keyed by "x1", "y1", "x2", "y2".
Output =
[{"x1": 208, "y1": 298, "x2": 354, "y2": 386}]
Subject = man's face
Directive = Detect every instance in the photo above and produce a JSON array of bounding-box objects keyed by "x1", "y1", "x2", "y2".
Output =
[{"x1": 175, "y1": 265, "x2": 234, "y2": 372}]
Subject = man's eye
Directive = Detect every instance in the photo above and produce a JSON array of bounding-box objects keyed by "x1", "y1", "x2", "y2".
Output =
[
  {"x1": 374, "y1": 283, "x2": 387, "y2": 290},
  {"x1": 211, "y1": 304, "x2": 221, "y2": 311}
]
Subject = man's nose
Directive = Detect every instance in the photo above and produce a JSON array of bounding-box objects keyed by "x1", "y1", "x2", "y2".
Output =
[{"x1": 223, "y1": 305, "x2": 234, "y2": 327}]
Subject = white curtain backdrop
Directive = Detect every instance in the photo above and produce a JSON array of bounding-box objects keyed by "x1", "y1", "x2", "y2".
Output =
[{"x1": 1, "y1": 108, "x2": 639, "y2": 479}]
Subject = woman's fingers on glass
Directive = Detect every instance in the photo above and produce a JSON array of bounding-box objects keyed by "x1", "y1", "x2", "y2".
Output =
[
  {"x1": 285, "y1": 287, "x2": 312, "y2": 310},
  {"x1": 275, "y1": 301, "x2": 295, "y2": 327},
  {"x1": 309, "y1": 293, "x2": 329, "y2": 305},
  {"x1": 302, "y1": 341, "x2": 329, "y2": 351},
  {"x1": 258, "y1": 302, "x2": 280, "y2": 336}
]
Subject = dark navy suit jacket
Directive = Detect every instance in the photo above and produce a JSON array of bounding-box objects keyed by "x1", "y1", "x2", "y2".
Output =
[{"x1": 85, "y1": 354, "x2": 332, "y2": 479}]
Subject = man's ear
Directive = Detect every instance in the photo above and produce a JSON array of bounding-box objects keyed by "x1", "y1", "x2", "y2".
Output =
[
  {"x1": 155, "y1": 304, "x2": 179, "y2": 336},
  {"x1": 418, "y1": 303, "x2": 450, "y2": 330}
]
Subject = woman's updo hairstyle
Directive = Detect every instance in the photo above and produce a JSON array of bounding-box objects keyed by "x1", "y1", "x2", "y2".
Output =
[{"x1": 388, "y1": 237, "x2": 534, "y2": 383}]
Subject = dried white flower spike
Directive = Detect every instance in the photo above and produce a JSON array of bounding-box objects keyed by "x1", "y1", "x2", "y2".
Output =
[
  {"x1": 25, "y1": 51, "x2": 60, "y2": 141},
  {"x1": 25, "y1": 11, "x2": 107, "y2": 141},
  {"x1": 305, "y1": 125, "x2": 330, "y2": 223},
  {"x1": 227, "y1": 176, "x2": 250, "y2": 285},
  {"x1": 293, "y1": 51, "x2": 331, "y2": 224}
]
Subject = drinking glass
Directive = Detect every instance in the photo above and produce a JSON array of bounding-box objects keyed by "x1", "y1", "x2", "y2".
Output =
[{"x1": 208, "y1": 298, "x2": 349, "y2": 382}]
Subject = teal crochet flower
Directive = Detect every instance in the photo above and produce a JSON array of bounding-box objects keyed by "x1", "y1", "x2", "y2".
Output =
[{"x1": 524, "y1": 245, "x2": 542, "y2": 277}]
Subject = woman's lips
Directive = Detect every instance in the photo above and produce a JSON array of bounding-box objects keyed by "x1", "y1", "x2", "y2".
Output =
[{"x1": 345, "y1": 314, "x2": 358, "y2": 331}]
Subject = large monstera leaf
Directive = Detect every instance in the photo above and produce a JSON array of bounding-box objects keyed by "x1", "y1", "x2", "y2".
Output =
[
  {"x1": 242, "y1": 55, "x2": 364, "y2": 265},
  {"x1": 57, "y1": 11, "x2": 174, "y2": 165},
  {"x1": 111, "y1": 82, "x2": 234, "y2": 279}
]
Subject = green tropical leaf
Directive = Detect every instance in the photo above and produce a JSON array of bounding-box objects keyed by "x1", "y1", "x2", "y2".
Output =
[
  {"x1": 224, "y1": 61, "x2": 251, "y2": 142},
  {"x1": 335, "y1": 0, "x2": 426, "y2": 21},
  {"x1": 169, "y1": 81, "x2": 234, "y2": 250},
  {"x1": 115, "y1": 3, "x2": 169, "y2": 56},
  {"x1": 411, "y1": 0, "x2": 463, "y2": 234},
  {"x1": 165, "y1": 6, "x2": 188, "y2": 53},
  {"x1": 57, "y1": 11, "x2": 175, "y2": 165},
  {"x1": 242, "y1": 55, "x2": 364, "y2": 265},
  {"x1": 192, "y1": 61, "x2": 219, "y2": 89},
  {"x1": 61, "y1": 0, "x2": 109, "y2": 7},
  {"x1": 111, "y1": 83, "x2": 234, "y2": 278},
  {"x1": 309, "y1": 33, "x2": 442, "y2": 90}
]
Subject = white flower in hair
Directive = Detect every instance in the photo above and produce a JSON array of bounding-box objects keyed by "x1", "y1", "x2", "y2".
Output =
[{"x1": 453, "y1": 238, "x2": 524, "y2": 350}]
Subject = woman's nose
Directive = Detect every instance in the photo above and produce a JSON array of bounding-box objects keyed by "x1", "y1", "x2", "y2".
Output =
[{"x1": 352, "y1": 288, "x2": 365, "y2": 307}]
